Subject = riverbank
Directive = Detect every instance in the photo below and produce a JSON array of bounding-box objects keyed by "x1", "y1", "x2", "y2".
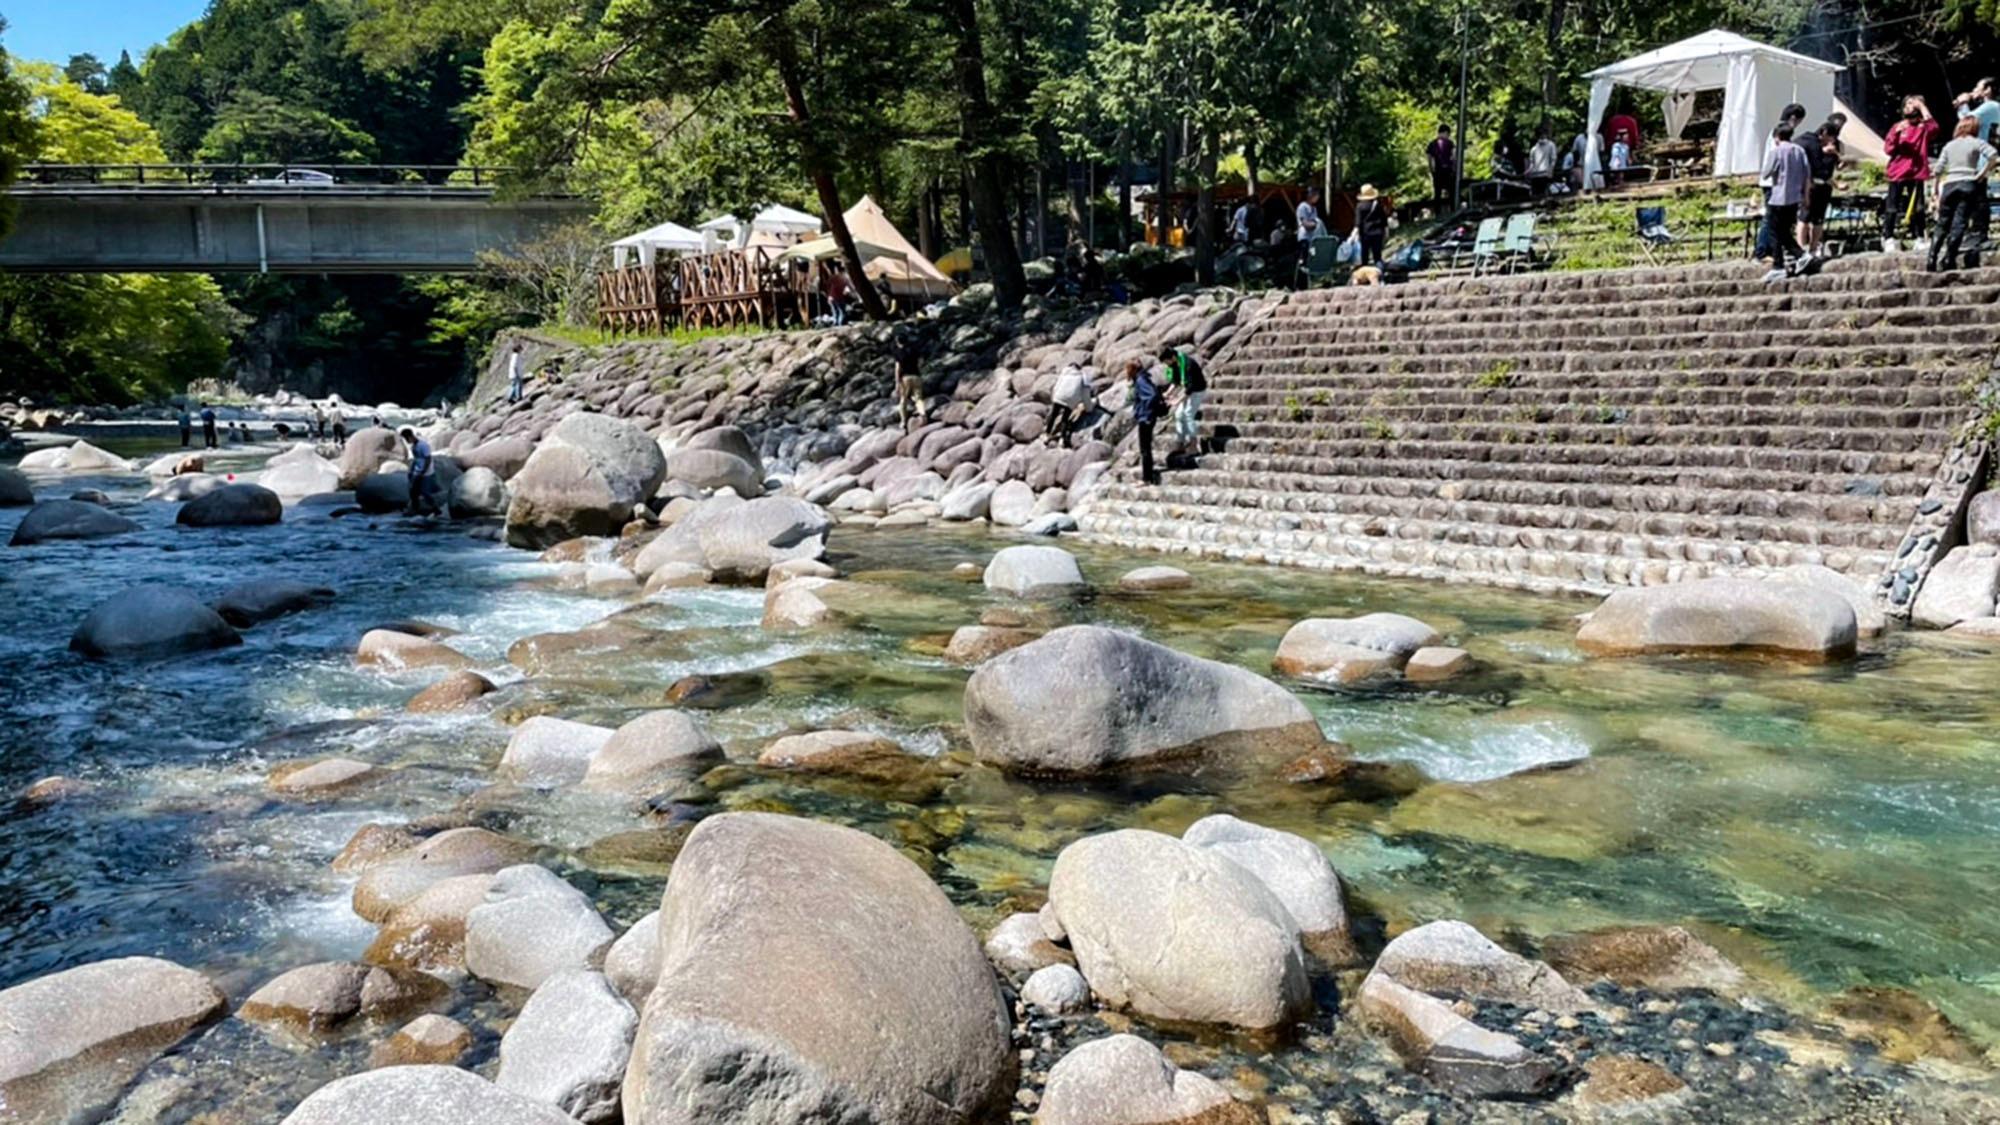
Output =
[{"x1": 5, "y1": 432, "x2": 2000, "y2": 1121}]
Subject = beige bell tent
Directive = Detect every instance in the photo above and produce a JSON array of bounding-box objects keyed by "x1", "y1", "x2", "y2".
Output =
[{"x1": 839, "y1": 196, "x2": 959, "y2": 299}]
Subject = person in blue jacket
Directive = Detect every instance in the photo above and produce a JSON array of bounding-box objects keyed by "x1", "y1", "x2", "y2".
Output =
[
  {"x1": 400, "y1": 427, "x2": 436, "y2": 515},
  {"x1": 1125, "y1": 357, "x2": 1162, "y2": 486}
]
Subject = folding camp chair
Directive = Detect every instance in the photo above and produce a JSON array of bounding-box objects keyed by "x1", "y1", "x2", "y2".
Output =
[
  {"x1": 1297, "y1": 236, "x2": 1341, "y2": 288},
  {"x1": 1636, "y1": 206, "x2": 1677, "y2": 264},
  {"x1": 1468, "y1": 217, "x2": 1505, "y2": 275},
  {"x1": 1499, "y1": 212, "x2": 1552, "y2": 273}
]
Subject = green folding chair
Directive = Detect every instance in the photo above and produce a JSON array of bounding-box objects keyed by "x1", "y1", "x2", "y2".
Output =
[
  {"x1": 1297, "y1": 236, "x2": 1341, "y2": 288},
  {"x1": 1468, "y1": 217, "x2": 1504, "y2": 275},
  {"x1": 1499, "y1": 213, "x2": 1545, "y2": 273}
]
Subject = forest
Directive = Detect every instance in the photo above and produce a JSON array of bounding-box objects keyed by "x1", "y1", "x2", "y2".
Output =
[{"x1": 0, "y1": 0, "x2": 1995, "y2": 404}]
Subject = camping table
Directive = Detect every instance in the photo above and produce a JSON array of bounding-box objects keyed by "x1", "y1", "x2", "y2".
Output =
[{"x1": 1706, "y1": 210, "x2": 1764, "y2": 259}]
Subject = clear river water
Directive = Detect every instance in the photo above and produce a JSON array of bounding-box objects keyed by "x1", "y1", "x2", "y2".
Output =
[{"x1": 5, "y1": 436, "x2": 2000, "y2": 1120}]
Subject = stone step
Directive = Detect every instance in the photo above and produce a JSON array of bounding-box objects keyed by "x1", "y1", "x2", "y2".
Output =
[
  {"x1": 1090, "y1": 479, "x2": 1909, "y2": 551},
  {"x1": 1201, "y1": 365, "x2": 1962, "y2": 398},
  {"x1": 1204, "y1": 379, "x2": 1956, "y2": 411},
  {"x1": 1202, "y1": 399, "x2": 1961, "y2": 435},
  {"x1": 1237, "y1": 340, "x2": 1979, "y2": 373},
  {"x1": 1147, "y1": 463, "x2": 1924, "y2": 522},
  {"x1": 1263, "y1": 285, "x2": 2000, "y2": 335},
  {"x1": 1199, "y1": 437, "x2": 1938, "y2": 480},
  {"x1": 1207, "y1": 417, "x2": 1948, "y2": 456}
]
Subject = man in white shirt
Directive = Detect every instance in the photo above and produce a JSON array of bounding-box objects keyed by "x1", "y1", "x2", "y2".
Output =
[{"x1": 1526, "y1": 125, "x2": 1558, "y2": 196}]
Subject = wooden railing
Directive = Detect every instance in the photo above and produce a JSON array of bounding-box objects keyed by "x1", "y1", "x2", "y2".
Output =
[{"x1": 596, "y1": 247, "x2": 816, "y2": 333}]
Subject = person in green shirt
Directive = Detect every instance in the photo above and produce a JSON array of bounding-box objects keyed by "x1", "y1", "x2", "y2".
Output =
[{"x1": 1159, "y1": 345, "x2": 1208, "y2": 457}]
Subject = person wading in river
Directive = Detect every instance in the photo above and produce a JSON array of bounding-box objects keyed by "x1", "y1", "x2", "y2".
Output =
[
  {"x1": 401, "y1": 428, "x2": 437, "y2": 515},
  {"x1": 1125, "y1": 357, "x2": 1162, "y2": 486},
  {"x1": 199, "y1": 404, "x2": 218, "y2": 450},
  {"x1": 177, "y1": 405, "x2": 193, "y2": 448}
]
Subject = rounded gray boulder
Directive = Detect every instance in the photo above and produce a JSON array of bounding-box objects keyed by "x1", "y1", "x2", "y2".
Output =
[
  {"x1": 506, "y1": 413, "x2": 667, "y2": 548},
  {"x1": 176, "y1": 483, "x2": 283, "y2": 527},
  {"x1": 280, "y1": 1065, "x2": 577, "y2": 1125},
  {"x1": 10, "y1": 499, "x2": 138, "y2": 546},
  {"x1": 71, "y1": 586, "x2": 242, "y2": 658}
]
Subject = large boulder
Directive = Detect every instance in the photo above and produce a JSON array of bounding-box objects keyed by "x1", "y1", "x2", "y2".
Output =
[
  {"x1": 581, "y1": 711, "x2": 723, "y2": 793},
  {"x1": 665, "y1": 448, "x2": 761, "y2": 497},
  {"x1": 464, "y1": 865, "x2": 615, "y2": 991},
  {"x1": 259, "y1": 451, "x2": 341, "y2": 500},
  {"x1": 1912, "y1": 545, "x2": 2000, "y2": 630},
  {"x1": 58, "y1": 441, "x2": 132, "y2": 473},
  {"x1": 1272, "y1": 612, "x2": 1442, "y2": 683},
  {"x1": 1577, "y1": 578, "x2": 1857, "y2": 659},
  {"x1": 964, "y1": 626, "x2": 1324, "y2": 774},
  {"x1": 338, "y1": 428, "x2": 403, "y2": 489},
  {"x1": 679, "y1": 425, "x2": 765, "y2": 479},
  {"x1": 1766, "y1": 564, "x2": 1886, "y2": 638},
  {"x1": 0, "y1": 467, "x2": 34, "y2": 506},
  {"x1": 603, "y1": 911, "x2": 661, "y2": 1007},
  {"x1": 71, "y1": 587, "x2": 242, "y2": 658},
  {"x1": 498, "y1": 716, "x2": 614, "y2": 787},
  {"x1": 1047, "y1": 829, "x2": 1311, "y2": 1030},
  {"x1": 10, "y1": 499, "x2": 138, "y2": 545},
  {"x1": 450, "y1": 466, "x2": 509, "y2": 517},
  {"x1": 1037, "y1": 1035, "x2": 1258, "y2": 1125},
  {"x1": 633, "y1": 494, "x2": 830, "y2": 581},
  {"x1": 506, "y1": 413, "x2": 668, "y2": 549},
  {"x1": 280, "y1": 1066, "x2": 577, "y2": 1125},
  {"x1": 983, "y1": 545, "x2": 1087, "y2": 596},
  {"x1": 621, "y1": 813, "x2": 1014, "y2": 1124},
  {"x1": 496, "y1": 970, "x2": 636, "y2": 1123},
  {"x1": 355, "y1": 472, "x2": 411, "y2": 514},
  {"x1": 458, "y1": 435, "x2": 534, "y2": 478},
  {"x1": 352, "y1": 827, "x2": 537, "y2": 923},
  {"x1": 173, "y1": 480, "x2": 283, "y2": 527},
  {"x1": 145, "y1": 473, "x2": 223, "y2": 503},
  {"x1": 1182, "y1": 815, "x2": 1352, "y2": 963},
  {"x1": 0, "y1": 957, "x2": 227, "y2": 1123},
  {"x1": 214, "y1": 580, "x2": 335, "y2": 627}
]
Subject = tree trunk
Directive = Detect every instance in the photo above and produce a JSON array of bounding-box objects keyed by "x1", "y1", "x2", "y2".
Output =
[
  {"x1": 1118, "y1": 138, "x2": 1133, "y2": 250},
  {"x1": 1156, "y1": 129, "x2": 1175, "y2": 246},
  {"x1": 766, "y1": 26, "x2": 887, "y2": 320},
  {"x1": 1194, "y1": 128, "x2": 1218, "y2": 285},
  {"x1": 918, "y1": 178, "x2": 938, "y2": 260},
  {"x1": 1541, "y1": 0, "x2": 1566, "y2": 118},
  {"x1": 946, "y1": 0, "x2": 1025, "y2": 310},
  {"x1": 1245, "y1": 140, "x2": 1260, "y2": 199}
]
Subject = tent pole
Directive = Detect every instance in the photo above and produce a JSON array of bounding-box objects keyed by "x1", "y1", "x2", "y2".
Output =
[{"x1": 1455, "y1": 0, "x2": 1468, "y2": 213}]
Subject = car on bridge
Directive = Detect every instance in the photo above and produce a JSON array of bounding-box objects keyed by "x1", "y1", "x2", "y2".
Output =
[{"x1": 246, "y1": 168, "x2": 338, "y2": 187}]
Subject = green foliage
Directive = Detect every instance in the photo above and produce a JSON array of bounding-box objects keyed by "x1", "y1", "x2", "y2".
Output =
[
  {"x1": 0, "y1": 22, "x2": 38, "y2": 244},
  {"x1": 1473, "y1": 359, "x2": 1517, "y2": 389},
  {"x1": 195, "y1": 90, "x2": 377, "y2": 163}
]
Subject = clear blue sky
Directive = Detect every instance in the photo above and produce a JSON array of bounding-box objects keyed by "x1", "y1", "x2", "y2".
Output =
[{"x1": 2, "y1": 0, "x2": 206, "y2": 67}]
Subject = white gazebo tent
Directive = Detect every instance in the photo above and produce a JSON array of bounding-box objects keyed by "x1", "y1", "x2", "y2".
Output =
[
  {"x1": 610, "y1": 220, "x2": 705, "y2": 268},
  {"x1": 749, "y1": 203, "x2": 824, "y2": 246},
  {"x1": 1583, "y1": 30, "x2": 1840, "y2": 186},
  {"x1": 696, "y1": 213, "x2": 744, "y2": 252}
]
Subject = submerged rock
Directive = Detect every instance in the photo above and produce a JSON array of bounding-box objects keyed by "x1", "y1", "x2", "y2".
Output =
[
  {"x1": 238, "y1": 961, "x2": 443, "y2": 1033},
  {"x1": 175, "y1": 482, "x2": 282, "y2": 527},
  {"x1": 1038, "y1": 1034, "x2": 1258, "y2": 1125},
  {"x1": 368, "y1": 1014, "x2": 472, "y2": 1069},
  {"x1": 70, "y1": 587, "x2": 242, "y2": 659},
  {"x1": 1047, "y1": 828, "x2": 1310, "y2": 1030},
  {"x1": 0, "y1": 957, "x2": 227, "y2": 1124},
  {"x1": 964, "y1": 626, "x2": 1324, "y2": 774},
  {"x1": 1577, "y1": 578, "x2": 1857, "y2": 659},
  {"x1": 1273, "y1": 612, "x2": 1442, "y2": 683},
  {"x1": 280, "y1": 1065, "x2": 576, "y2": 1125},
  {"x1": 1117, "y1": 565, "x2": 1194, "y2": 592},
  {"x1": 213, "y1": 580, "x2": 335, "y2": 627},
  {"x1": 1540, "y1": 924, "x2": 1748, "y2": 996},
  {"x1": 755, "y1": 729, "x2": 914, "y2": 781},
  {"x1": 268, "y1": 757, "x2": 379, "y2": 795},
  {"x1": 621, "y1": 813, "x2": 1014, "y2": 1125},
  {"x1": 405, "y1": 670, "x2": 497, "y2": 713},
  {"x1": 354, "y1": 629, "x2": 471, "y2": 671},
  {"x1": 495, "y1": 970, "x2": 635, "y2": 1123},
  {"x1": 10, "y1": 499, "x2": 138, "y2": 545},
  {"x1": 944, "y1": 624, "x2": 1039, "y2": 664}
]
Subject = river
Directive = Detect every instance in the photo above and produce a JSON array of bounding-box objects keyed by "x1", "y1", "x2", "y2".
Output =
[{"x1": 4, "y1": 435, "x2": 2000, "y2": 1119}]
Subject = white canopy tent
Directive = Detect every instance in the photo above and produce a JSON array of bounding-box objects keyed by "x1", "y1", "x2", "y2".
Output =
[
  {"x1": 696, "y1": 214, "x2": 743, "y2": 252},
  {"x1": 751, "y1": 203, "x2": 823, "y2": 243},
  {"x1": 610, "y1": 220, "x2": 705, "y2": 268},
  {"x1": 1583, "y1": 30, "x2": 1840, "y2": 186}
]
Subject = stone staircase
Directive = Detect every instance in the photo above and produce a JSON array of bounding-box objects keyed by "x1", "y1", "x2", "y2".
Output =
[{"x1": 1077, "y1": 257, "x2": 2000, "y2": 600}]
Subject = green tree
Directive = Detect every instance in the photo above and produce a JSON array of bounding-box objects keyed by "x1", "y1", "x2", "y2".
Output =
[
  {"x1": 63, "y1": 53, "x2": 108, "y2": 93},
  {"x1": 0, "y1": 20, "x2": 39, "y2": 244},
  {"x1": 195, "y1": 90, "x2": 377, "y2": 164}
]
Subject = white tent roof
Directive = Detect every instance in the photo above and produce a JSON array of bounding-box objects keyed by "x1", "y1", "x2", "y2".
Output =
[
  {"x1": 697, "y1": 214, "x2": 741, "y2": 232},
  {"x1": 752, "y1": 203, "x2": 823, "y2": 235},
  {"x1": 1584, "y1": 29, "x2": 1841, "y2": 184},
  {"x1": 610, "y1": 220, "x2": 705, "y2": 268}
]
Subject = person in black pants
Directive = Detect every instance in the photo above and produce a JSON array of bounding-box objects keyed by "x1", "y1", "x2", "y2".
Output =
[
  {"x1": 1125, "y1": 358, "x2": 1162, "y2": 486},
  {"x1": 1354, "y1": 184, "x2": 1390, "y2": 265},
  {"x1": 199, "y1": 404, "x2": 218, "y2": 449}
]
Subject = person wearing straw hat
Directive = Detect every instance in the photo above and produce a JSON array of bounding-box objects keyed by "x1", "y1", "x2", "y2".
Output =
[{"x1": 1354, "y1": 185, "x2": 1391, "y2": 267}]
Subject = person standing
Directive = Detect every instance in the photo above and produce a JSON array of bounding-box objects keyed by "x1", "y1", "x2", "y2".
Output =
[
  {"x1": 1607, "y1": 129, "x2": 1633, "y2": 188},
  {"x1": 1160, "y1": 344, "x2": 1207, "y2": 457},
  {"x1": 1956, "y1": 78, "x2": 2000, "y2": 144},
  {"x1": 1526, "y1": 126, "x2": 1559, "y2": 196},
  {"x1": 177, "y1": 405, "x2": 192, "y2": 448},
  {"x1": 1798, "y1": 121, "x2": 1841, "y2": 254},
  {"x1": 893, "y1": 335, "x2": 928, "y2": 430},
  {"x1": 1929, "y1": 116, "x2": 1998, "y2": 271},
  {"x1": 1758, "y1": 122, "x2": 1811, "y2": 273},
  {"x1": 507, "y1": 341, "x2": 526, "y2": 404},
  {"x1": 199, "y1": 404, "x2": 218, "y2": 450},
  {"x1": 1883, "y1": 96, "x2": 1938, "y2": 252},
  {"x1": 1229, "y1": 199, "x2": 1252, "y2": 244},
  {"x1": 1125, "y1": 358, "x2": 1162, "y2": 486},
  {"x1": 1754, "y1": 104, "x2": 1810, "y2": 261},
  {"x1": 400, "y1": 427, "x2": 435, "y2": 515},
  {"x1": 1427, "y1": 125, "x2": 1458, "y2": 210},
  {"x1": 311, "y1": 402, "x2": 326, "y2": 438},
  {"x1": 1354, "y1": 185, "x2": 1390, "y2": 266},
  {"x1": 824, "y1": 265, "x2": 852, "y2": 326},
  {"x1": 1295, "y1": 187, "x2": 1325, "y2": 242}
]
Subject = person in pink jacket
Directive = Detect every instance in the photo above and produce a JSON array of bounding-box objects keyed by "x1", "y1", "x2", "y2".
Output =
[{"x1": 1882, "y1": 95, "x2": 1940, "y2": 251}]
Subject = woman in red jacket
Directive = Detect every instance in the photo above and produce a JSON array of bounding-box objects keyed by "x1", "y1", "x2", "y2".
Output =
[{"x1": 1883, "y1": 95, "x2": 1940, "y2": 252}]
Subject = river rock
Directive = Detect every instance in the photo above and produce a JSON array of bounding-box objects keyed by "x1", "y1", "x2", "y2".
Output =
[
  {"x1": 1540, "y1": 924, "x2": 1748, "y2": 995},
  {"x1": 944, "y1": 624, "x2": 1038, "y2": 664},
  {"x1": 354, "y1": 472, "x2": 412, "y2": 514},
  {"x1": 634, "y1": 494, "x2": 830, "y2": 580},
  {"x1": 1273, "y1": 612, "x2": 1442, "y2": 683},
  {"x1": 368, "y1": 1014, "x2": 472, "y2": 1068},
  {"x1": 352, "y1": 827, "x2": 536, "y2": 922},
  {"x1": 1578, "y1": 577, "x2": 1858, "y2": 657},
  {"x1": 940, "y1": 480, "x2": 996, "y2": 521},
  {"x1": 269, "y1": 758, "x2": 378, "y2": 795},
  {"x1": 1022, "y1": 964, "x2": 1091, "y2": 1015},
  {"x1": 1182, "y1": 814, "x2": 1352, "y2": 963},
  {"x1": 1373, "y1": 920, "x2": 1591, "y2": 1013},
  {"x1": 280, "y1": 1065, "x2": 577, "y2": 1125},
  {"x1": 989, "y1": 479, "x2": 1036, "y2": 526},
  {"x1": 70, "y1": 587, "x2": 242, "y2": 658},
  {"x1": 1118, "y1": 565, "x2": 1193, "y2": 592},
  {"x1": 0, "y1": 467, "x2": 32, "y2": 506},
  {"x1": 1356, "y1": 972, "x2": 1559, "y2": 1099},
  {"x1": 458, "y1": 435, "x2": 533, "y2": 478},
  {"x1": 765, "y1": 557, "x2": 838, "y2": 587},
  {"x1": 1047, "y1": 828, "x2": 1310, "y2": 1030},
  {"x1": 681, "y1": 425, "x2": 764, "y2": 477},
  {"x1": 405, "y1": 670, "x2": 496, "y2": 713},
  {"x1": 145, "y1": 473, "x2": 223, "y2": 503},
  {"x1": 964, "y1": 626, "x2": 1324, "y2": 774},
  {"x1": 983, "y1": 545, "x2": 1086, "y2": 596},
  {"x1": 239, "y1": 961, "x2": 443, "y2": 1033},
  {"x1": 667, "y1": 448, "x2": 761, "y2": 497},
  {"x1": 1404, "y1": 645, "x2": 1471, "y2": 683},
  {"x1": 581, "y1": 711, "x2": 722, "y2": 793},
  {"x1": 603, "y1": 911, "x2": 661, "y2": 1007},
  {"x1": 755, "y1": 729, "x2": 911, "y2": 780},
  {"x1": 644, "y1": 561, "x2": 712, "y2": 592},
  {"x1": 10, "y1": 499, "x2": 139, "y2": 545},
  {"x1": 59, "y1": 441, "x2": 132, "y2": 473},
  {"x1": 259, "y1": 451, "x2": 342, "y2": 499},
  {"x1": 213, "y1": 580, "x2": 335, "y2": 627},
  {"x1": 364, "y1": 873, "x2": 497, "y2": 971},
  {"x1": 500, "y1": 716, "x2": 615, "y2": 787},
  {"x1": 1569, "y1": 1055, "x2": 1691, "y2": 1116},
  {"x1": 507, "y1": 412, "x2": 668, "y2": 548},
  {"x1": 1021, "y1": 512, "x2": 1077, "y2": 536},
  {"x1": 0, "y1": 957, "x2": 226, "y2": 1124},
  {"x1": 1037, "y1": 1034, "x2": 1256, "y2": 1125},
  {"x1": 621, "y1": 812, "x2": 1014, "y2": 1125},
  {"x1": 464, "y1": 865, "x2": 615, "y2": 991},
  {"x1": 1911, "y1": 545, "x2": 2000, "y2": 630},
  {"x1": 337, "y1": 428, "x2": 402, "y2": 488},
  {"x1": 354, "y1": 629, "x2": 471, "y2": 670},
  {"x1": 984, "y1": 911, "x2": 1074, "y2": 977},
  {"x1": 450, "y1": 466, "x2": 509, "y2": 516},
  {"x1": 496, "y1": 970, "x2": 635, "y2": 1123},
  {"x1": 762, "y1": 577, "x2": 835, "y2": 629},
  {"x1": 175, "y1": 482, "x2": 283, "y2": 526},
  {"x1": 1767, "y1": 563, "x2": 1887, "y2": 637}
]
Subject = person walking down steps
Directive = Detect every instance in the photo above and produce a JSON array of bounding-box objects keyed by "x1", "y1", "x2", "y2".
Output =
[
  {"x1": 1160, "y1": 344, "x2": 1208, "y2": 461},
  {"x1": 1125, "y1": 358, "x2": 1163, "y2": 486}
]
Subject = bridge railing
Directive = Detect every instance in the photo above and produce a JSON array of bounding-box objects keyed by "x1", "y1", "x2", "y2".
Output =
[{"x1": 14, "y1": 163, "x2": 569, "y2": 191}]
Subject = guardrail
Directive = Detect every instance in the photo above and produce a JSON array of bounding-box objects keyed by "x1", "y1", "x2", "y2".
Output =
[{"x1": 13, "y1": 163, "x2": 571, "y2": 191}]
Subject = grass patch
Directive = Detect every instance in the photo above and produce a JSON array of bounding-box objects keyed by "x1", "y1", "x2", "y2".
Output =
[{"x1": 534, "y1": 322, "x2": 773, "y2": 349}]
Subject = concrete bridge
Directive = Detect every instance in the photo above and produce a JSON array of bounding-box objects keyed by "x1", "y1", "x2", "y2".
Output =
[{"x1": 0, "y1": 165, "x2": 591, "y2": 273}]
